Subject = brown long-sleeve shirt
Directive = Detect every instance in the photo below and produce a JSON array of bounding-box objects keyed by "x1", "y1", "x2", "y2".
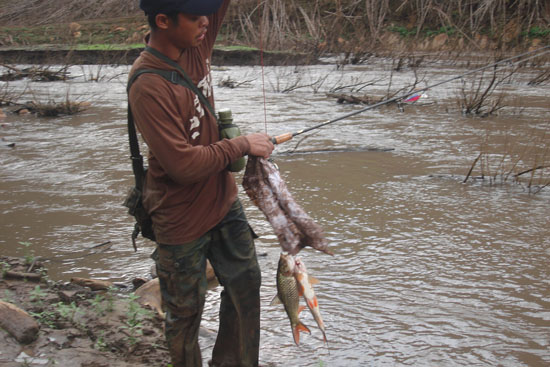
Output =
[{"x1": 128, "y1": 0, "x2": 249, "y2": 244}]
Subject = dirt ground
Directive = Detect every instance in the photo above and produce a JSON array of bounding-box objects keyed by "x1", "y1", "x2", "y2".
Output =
[{"x1": 0, "y1": 256, "x2": 175, "y2": 367}]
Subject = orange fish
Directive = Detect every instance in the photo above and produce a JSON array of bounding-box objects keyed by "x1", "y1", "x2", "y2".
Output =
[{"x1": 294, "y1": 256, "x2": 328, "y2": 345}]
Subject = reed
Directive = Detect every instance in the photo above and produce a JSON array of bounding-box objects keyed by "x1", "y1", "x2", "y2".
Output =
[
  {"x1": 455, "y1": 61, "x2": 519, "y2": 117},
  {"x1": 26, "y1": 98, "x2": 89, "y2": 117},
  {"x1": 220, "y1": 0, "x2": 549, "y2": 55},
  {"x1": 464, "y1": 125, "x2": 550, "y2": 194},
  {"x1": 0, "y1": 82, "x2": 24, "y2": 107},
  {"x1": 528, "y1": 69, "x2": 550, "y2": 86},
  {"x1": 1, "y1": 0, "x2": 548, "y2": 53}
]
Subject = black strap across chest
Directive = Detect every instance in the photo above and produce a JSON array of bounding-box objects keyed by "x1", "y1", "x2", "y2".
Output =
[{"x1": 126, "y1": 47, "x2": 218, "y2": 189}]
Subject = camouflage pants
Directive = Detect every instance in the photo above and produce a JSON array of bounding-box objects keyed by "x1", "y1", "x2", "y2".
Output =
[{"x1": 152, "y1": 200, "x2": 261, "y2": 367}]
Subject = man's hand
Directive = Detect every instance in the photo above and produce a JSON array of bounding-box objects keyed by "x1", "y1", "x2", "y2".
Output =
[{"x1": 245, "y1": 133, "x2": 274, "y2": 159}]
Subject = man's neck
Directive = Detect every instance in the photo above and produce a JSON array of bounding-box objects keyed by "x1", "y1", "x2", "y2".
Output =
[{"x1": 148, "y1": 33, "x2": 182, "y2": 61}]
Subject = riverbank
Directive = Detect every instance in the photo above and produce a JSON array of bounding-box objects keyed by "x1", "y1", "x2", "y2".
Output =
[
  {"x1": 0, "y1": 256, "x2": 187, "y2": 367},
  {"x1": 0, "y1": 45, "x2": 315, "y2": 66}
]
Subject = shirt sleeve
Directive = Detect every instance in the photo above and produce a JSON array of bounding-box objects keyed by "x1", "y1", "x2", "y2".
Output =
[
  {"x1": 205, "y1": 0, "x2": 231, "y2": 49},
  {"x1": 129, "y1": 73, "x2": 250, "y2": 185}
]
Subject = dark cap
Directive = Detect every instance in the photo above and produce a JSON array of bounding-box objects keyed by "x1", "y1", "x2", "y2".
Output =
[{"x1": 140, "y1": 0, "x2": 223, "y2": 16}]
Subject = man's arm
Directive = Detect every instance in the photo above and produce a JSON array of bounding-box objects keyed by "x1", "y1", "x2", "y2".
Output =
[
  {"x1": 130, "y1": 76, "x2": 251, "y2": 184},
  {"x1": 206, "y1": 0, "x2": 231, "y2": 49}
]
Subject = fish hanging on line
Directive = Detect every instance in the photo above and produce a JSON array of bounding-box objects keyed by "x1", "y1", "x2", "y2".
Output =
[
  {"x1": 242, "y1": 156, "x2": 333, "y2": 256},
  {"x1": 294, "y1": 256, "x2": 328, "y2": 346},
  {"x1": 271, "y1": 252, "x2": 329, "y2": 347},
  {"x1": 271, "y1": 252, "x2": 311, "y2": 345}
]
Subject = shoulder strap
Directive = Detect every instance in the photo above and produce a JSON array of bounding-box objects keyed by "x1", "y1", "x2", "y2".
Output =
[
  {"x1": 144, "y1": 46, "x2": 217, "y2": 119},
  {"x1": 126, "y1": 102, "x2": 145, "y2": 190},
  {"x1": 126, "y1": 54, "x2": 218, "y2": 189},
  {"x1": 126, "y1": 69, "x2": 182, "y2": 189}
]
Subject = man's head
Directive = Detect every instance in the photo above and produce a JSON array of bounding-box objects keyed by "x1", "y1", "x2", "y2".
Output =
[
  {"x1": 140, "y1": 0, "x2": 222, "y2": 51},
  {"x1": 140, "y1": 0, "x2": 223, "y2": 31},
  {"x1": 139, "y1": 0, "x2": 223, "y2": 18}
]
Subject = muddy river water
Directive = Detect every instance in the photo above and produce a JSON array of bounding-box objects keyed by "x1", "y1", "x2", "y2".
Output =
[{"x1": 1, "y1": 56, "x2": 549, "y2": 366}]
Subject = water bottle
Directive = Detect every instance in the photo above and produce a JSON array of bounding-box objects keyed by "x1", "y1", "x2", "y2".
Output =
[{"x1": 218, "y1": 108, "x2": 246, "y2": 172}]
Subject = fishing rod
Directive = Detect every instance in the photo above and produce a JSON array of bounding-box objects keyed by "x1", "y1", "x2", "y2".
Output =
[{"x1": 270, "y1": 45, "x2": 550, "y2": 145}]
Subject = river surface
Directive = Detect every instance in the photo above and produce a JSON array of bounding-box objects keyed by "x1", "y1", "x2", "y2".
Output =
[{"x1": 1, "y1": 55, "x2": 549, "y2": 366}]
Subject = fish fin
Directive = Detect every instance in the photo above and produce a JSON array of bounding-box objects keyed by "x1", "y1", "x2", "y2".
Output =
[
  {"x1": 298, "y1": 305, "x2": 307, "y2": 314},
  {"x1": 270, "y1": 294, "x2": 282, "y2": 306},
  {"x1": 306, "y1": 297, "x2": 319, "y2": 310},
  {"x1": 308, "y1": 275, "x2": 320, "y2": 285},
  {"x1": 292, "y1": 322, "x2": 311, "y2": 346}
]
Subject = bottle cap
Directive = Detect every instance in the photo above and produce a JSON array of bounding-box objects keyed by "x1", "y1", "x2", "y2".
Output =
[{"x1": 218, "y1": 108, "x2": 232, "y2": 122}]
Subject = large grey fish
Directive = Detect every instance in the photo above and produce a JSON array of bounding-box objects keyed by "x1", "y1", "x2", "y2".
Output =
[
  {"x1": 242, "y1": 156, "x2": 333, "y2": 255},
  {"x1": 271, "y1": 252, "x2": 311, "y2": 345}
]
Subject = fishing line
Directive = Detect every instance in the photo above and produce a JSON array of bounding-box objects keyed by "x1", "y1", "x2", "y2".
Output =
[
  {"x1": 258, "y1": 0, "x2": 268, "y2": 133},
  {"x1": 271, "y1": 45, "x2": 550, "y2": 145}
]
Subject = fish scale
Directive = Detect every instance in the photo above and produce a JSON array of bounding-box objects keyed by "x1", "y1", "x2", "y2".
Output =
[{"x1": 271, "y1": 252, "x2": 311, "y2": 345}]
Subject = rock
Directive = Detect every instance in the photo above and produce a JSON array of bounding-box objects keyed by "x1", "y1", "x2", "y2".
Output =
[
  {"x1": 0, "y1": 300, "x2": 40, "y2": 344},
  {"x1": 503, "y1": 19, "x2": 521, "y2": 43},
  {"x1": 135, "y1": 260, "x2": 218, "y2": 319},
  {"x1": 69, "y1": 22, "x2": 81, "y2": 33},
  {"x1": 15, "y1": 351, "x2": 50, "y2": 365},
  {"x1": 70, "y1": 277, "x2": 113, "y2": 291},
  {"x1": 529, "y1": 38, "x2": 542, "y2": 51},
  {"x1": 132, "y1": 277, "x2": 148, "y2": 290},
  {"x1": 476, "y1": 34, "x2": 490, "y2": 49},
  {"x1": 58, "y1": 289, "x2": 87, "y2": 303},
  {"x1": 432, "y1": 33, "x2": 448, "y2": 49},
  {"x1": 135, "y1": 278, "x2": 164, "y2": 319}
]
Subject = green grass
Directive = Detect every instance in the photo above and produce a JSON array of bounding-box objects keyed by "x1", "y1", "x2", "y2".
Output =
[
  {"x1": 74, "y1": 43, "x2": 144, "y2": 51},
  {"x1": 216, "y1": 45, "x2": 260, "y2": 52},
  {"x1": 523, "y1": 26, "x2": 550, "y2": 38}
]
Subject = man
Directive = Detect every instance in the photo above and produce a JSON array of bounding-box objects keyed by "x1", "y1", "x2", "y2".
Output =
[{"x1": 128, "y1": 0, "x2": 274, "y2": 366}]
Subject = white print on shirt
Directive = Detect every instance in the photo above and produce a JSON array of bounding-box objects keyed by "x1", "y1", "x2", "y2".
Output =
[
  {"x1": 189, "y1": 116, "x2": 200, "y2": 130},
  {"x1": 188, "y1": 58, "x2": 213, "y2": 141},
  {"x1": 197, "y1": 59, "x2": 213, "y2": 98},
  {"x1": 193, "y1": 95, "x2": 205, "y2": 118},
  {"x1": 189, "y1": 95, "x2": 204, "y2": 140}
]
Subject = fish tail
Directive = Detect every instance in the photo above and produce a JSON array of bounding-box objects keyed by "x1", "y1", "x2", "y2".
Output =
[
  {"x1": 292, "y1": 322, "x2": 311, "y2": 346},
  {"x1": 324, "y1": 334, "x2": 331, "y2": 355},
  {"x1": 321, "y1": 329, "x2": 328, "y2": 344}
]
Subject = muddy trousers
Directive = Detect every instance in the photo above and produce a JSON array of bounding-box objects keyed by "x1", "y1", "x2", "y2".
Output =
[{"x1": 153, "y1": 200, "x2": 261, "y2": 367}]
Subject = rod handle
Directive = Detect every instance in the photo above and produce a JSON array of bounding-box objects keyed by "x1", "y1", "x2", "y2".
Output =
[{"x1": 271, "y1": 133, "x2": 293, "y2": 145}]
